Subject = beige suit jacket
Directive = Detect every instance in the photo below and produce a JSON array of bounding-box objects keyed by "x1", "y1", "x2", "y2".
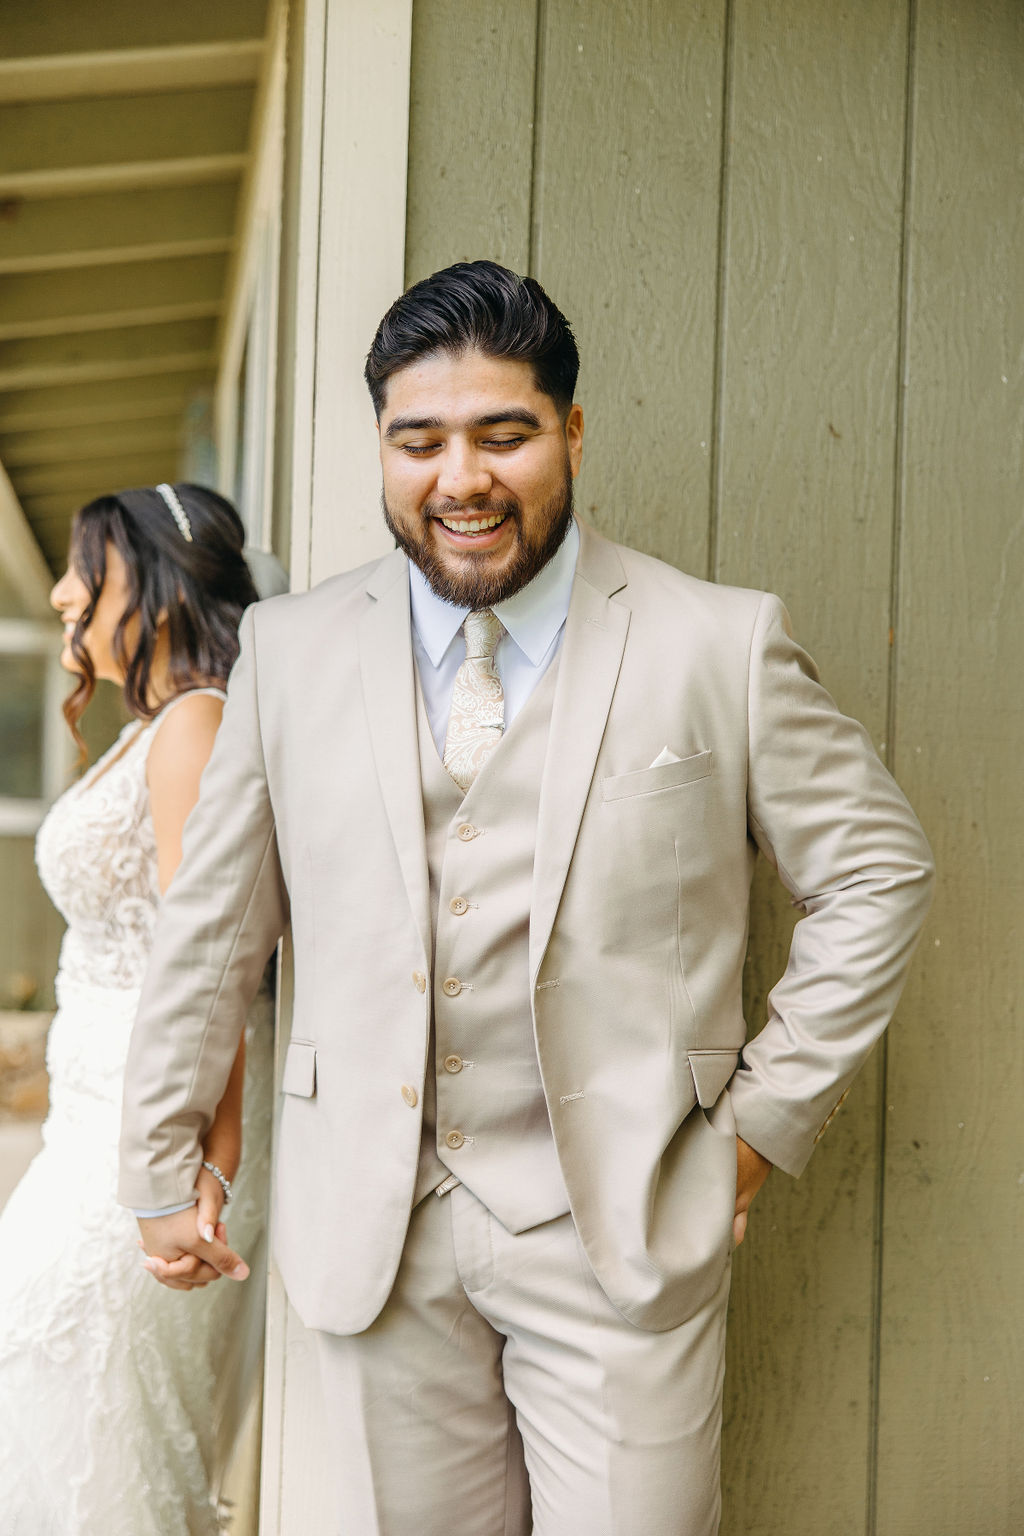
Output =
[{"x1": 119, "y1": 522, "x2": 933, "y2": 1334}]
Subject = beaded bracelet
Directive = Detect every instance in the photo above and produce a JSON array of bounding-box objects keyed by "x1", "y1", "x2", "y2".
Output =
[{"x1": 201, "y1": 1160, "x2": 232, "y2": 1206}]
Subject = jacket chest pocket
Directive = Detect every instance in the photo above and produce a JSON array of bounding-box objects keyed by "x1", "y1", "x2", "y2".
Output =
[
  {"x1": 588, "y1": 752, "x2": 715, "y2": 946},
  {"x1": 601, "y1": 749, "x2": 713, "y2": 802}
]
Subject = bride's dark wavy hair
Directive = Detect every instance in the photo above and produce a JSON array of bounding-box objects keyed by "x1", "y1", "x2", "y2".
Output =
[{"x1": 63, "y1": 483, "x2": 259, "y2": 760}]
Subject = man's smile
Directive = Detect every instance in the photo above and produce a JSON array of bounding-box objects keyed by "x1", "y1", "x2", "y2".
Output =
[{"x1": 436, "y1": 512, "x2": 509, "y2": 536}]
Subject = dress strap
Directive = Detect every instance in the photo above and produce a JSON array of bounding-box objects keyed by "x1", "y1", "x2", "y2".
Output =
[
  {"x1": 155, "y1": 685, "x2": 228, "y2": 716},
  {"x1": 138, "y1": 687, "x2": 228, "y2": 757}
]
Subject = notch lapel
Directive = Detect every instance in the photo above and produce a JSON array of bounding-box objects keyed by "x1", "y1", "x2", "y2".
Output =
[
  {"x1": 358, "y1": 550, "x2": 432, "y2": 963},
  {"x1": 530, "y1": 525, "x2": 629, "y2": 981}
]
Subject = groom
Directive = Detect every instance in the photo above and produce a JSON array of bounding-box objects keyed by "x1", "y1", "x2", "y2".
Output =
[{"x1": 122, "y1": 261, "x2": 933, "y2": 1533}]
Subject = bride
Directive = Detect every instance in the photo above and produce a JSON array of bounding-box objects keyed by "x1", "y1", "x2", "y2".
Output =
[{"x1": 0, "y1": 483, "x2": 273, "y2": 1535}]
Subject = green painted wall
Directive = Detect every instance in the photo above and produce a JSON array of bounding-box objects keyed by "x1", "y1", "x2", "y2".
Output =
[{"x1": 406, "y1": 1, "x2": 1022, "y2": 1530}]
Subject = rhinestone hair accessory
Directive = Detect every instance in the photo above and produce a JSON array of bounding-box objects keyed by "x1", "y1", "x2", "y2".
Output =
[{"x1": 155, "y1": 482, "x2": 193, "y2": 542}]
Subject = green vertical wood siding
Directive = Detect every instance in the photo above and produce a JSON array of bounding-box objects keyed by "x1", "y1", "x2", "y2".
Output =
[
  {"x1": 405, "y1": 1, "x2": 1022, "y2": 1529},
  {"x1": 878, "y1": 2, "x2": 1024, "y2": 1531}
]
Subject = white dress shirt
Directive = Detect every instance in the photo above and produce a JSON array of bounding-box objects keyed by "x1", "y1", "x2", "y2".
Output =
[
  {"x1": 134, "y1": 521, "x2": 581, "y2": 1221},
  {"x1": 410, "y1": 518, "x2": 580, "y2": 754}
]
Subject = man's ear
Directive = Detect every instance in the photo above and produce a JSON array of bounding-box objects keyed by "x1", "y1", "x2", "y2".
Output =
[{"x1": 566, "y1": 403, "x2": 584, "y2": 479}]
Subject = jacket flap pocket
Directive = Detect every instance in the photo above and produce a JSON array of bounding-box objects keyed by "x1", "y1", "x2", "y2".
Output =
[
  {"x1": 687, "y1": 1048, "x2": 739, "y2": 1108},
  {"x1": 602, "y1": 749, "x2": 712, "y2": 801},
  {"x1": 282, "y1": 1039, "x2": 317, "y2": 1098}
]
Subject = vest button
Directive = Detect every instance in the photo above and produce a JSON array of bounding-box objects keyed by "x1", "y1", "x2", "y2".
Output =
[
  {"x1": 400, "y1": 1084, "x2": 418, "y2": 1108},
  {"x1": 445, "y1": 1130, "x2": 465, "y2": 1150},
  {"x1": 456, "y1": 823, "x2": 478, "y2": 841},
  {"x1": 448, "y1": 896, "x2": 469, "y2": 916},
  {"x1": 443, "y1": 1054, "x2": 463, "y2": 1074},
  {"x1": 442, "y1": 977, "x2": 462, "y2": 997},
  {"x1": 411, "y1": 970, "x2": 427, "y2": 993}
]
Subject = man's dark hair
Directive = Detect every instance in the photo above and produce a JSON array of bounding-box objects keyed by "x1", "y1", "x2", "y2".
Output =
[{"x1": 365, "y1": 260, "x2": 580, "y2": 418}]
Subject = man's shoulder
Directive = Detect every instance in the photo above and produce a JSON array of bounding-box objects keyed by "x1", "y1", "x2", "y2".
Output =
[
  {"x1": 248, "y1": 548, "x2": 403, "y2": 636},
  {"x1": 597, "y1": 529, "x2": 772, "y2": 627}
]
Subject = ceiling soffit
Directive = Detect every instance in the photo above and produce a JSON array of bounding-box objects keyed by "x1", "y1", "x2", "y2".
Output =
[{"x1": 0, "y1": 0, "x2": 270, "y2": 577}]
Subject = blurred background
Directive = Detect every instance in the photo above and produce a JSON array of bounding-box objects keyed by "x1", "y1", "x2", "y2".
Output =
[
  {"x1": 0, "y1": 0, "x2": 279, "y2": 1211},
  {"x1": 0, "y1": 2, "x2": 1020, "y2": 1532}
]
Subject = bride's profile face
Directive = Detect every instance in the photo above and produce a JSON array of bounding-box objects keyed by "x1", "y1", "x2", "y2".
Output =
[{"x1": 50, "y1": 541, "x2": 136, "y2": 684}]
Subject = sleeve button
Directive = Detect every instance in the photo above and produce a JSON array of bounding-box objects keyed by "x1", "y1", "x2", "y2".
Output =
[
  {"x1": 412, "y1": 971, "x2": 427, "y2": 992},
  {"x1": 401, "y1": 1084, "x2": 418, "y2": 1107}
]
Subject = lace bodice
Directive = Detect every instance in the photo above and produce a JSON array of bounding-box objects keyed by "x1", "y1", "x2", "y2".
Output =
[{"x1": 35, "y1": 690, "x2": 226, "y2": 990}]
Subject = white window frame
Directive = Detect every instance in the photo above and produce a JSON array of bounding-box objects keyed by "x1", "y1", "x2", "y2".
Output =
[
  {"x1": 215, "y1": 17, "x2": 286, "y2": 554},
  {"x1": 0, "y1": 619, "x2": 74, "y2": 836}
]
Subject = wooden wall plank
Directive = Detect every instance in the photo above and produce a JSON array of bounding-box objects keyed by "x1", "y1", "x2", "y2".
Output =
[
  {"x1": 0, "y1": 86, "x2": 255, "y2": 177},
  {"x1": 531, "y1": 0, "x2": 726, "y2": 576},
  {"x1": 877, "y1": 2, "x2": 1024, "y2": 1530},
  {"x1": 0, "y1": 255, "x2": 228, "y2": 332},
  {"x1": 404, "y1": 0, "x2": 538, "y2": 283},
  {"x1": 0, "y1": 0, "x2": 270, "y2": 60},
  {"x1": 0, "y1": 185, "x2": 239, "y2": 270},
  {"x1": 713, "y1": 3, "x2": 910, "y2": 1531}
]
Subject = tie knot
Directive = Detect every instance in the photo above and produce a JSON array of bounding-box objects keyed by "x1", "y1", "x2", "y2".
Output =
[{"x1": 463, "y1": 608, "x2": 503, "y2": 661}]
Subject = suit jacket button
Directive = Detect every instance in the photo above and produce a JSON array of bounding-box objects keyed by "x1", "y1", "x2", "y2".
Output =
[
  {"x1": 445, "y1": 1130, "x2": 465, "y2": 1150},
  {"x1": 443, "y1": 1054, "x2": 463, "y2": 1074},
  {"x1": 442, "y1": 977, "x2": 462, "y2": 997},
  {"x1": 456, "y1": 823, "x2": 478, "y2": 841},
  {"x1": 401, "y1": 1084, "x2": 418, "y2": 1108},
  {"x1": 449, "y1": 896, "x2": 469, "y2": 916},
  {"x1": 412, "y1": 970, "x2": 427, "y2": 992}
]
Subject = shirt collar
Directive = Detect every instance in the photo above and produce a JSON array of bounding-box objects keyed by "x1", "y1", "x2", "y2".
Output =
[{"x1": 408, "y1": 517, "x2": 580, "y2": 668}]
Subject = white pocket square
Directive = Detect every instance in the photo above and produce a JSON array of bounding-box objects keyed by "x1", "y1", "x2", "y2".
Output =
[{"x1": 649, "y1": 746, "x2": 682, "y2": 768}]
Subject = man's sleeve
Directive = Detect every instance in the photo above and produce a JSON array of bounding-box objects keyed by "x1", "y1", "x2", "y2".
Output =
[
  {"x1": 118, "y1": 603, "x2": 289, "y2": 1211},
  {"x1": 729, "y1": 593, "x2": 934, "y2": 1176}
]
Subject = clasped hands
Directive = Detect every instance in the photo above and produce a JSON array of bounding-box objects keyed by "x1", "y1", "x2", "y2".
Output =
[{"x1": 138, "y1": 1159, "x2": 248, "y2": 1291}]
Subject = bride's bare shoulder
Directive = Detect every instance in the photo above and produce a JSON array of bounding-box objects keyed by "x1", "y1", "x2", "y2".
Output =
[{"x1": 145, "y1": 691, "x2": 225, "y2": 789}]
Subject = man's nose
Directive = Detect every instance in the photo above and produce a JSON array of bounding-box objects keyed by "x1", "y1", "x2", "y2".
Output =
[{"x1": 435, "y1": 443, "x2": 492, "y2": 502}]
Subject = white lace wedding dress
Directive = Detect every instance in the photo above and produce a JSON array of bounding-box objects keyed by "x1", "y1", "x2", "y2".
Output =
[{"x1": 0, "y1": 692, "x2": 273, "y2": 1535}]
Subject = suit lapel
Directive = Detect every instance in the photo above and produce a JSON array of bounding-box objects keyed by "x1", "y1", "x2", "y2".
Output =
[
  {"x1": 530, "y1": 524, "x2": 629, "y2": 981},
  {"x1": 358, "y1": 550, "x2": 432, "y2": 963}
]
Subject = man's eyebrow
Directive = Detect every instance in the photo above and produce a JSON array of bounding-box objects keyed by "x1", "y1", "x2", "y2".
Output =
[
  {"x1": 384, "y1": 408, "x2": 543, "y2": 439},
  {"x1": 384, "y1": 414, "x2": 444, "y2": 439},
  {"x1": 472, "y1": 409, "x2": 542, "y2": 430}
]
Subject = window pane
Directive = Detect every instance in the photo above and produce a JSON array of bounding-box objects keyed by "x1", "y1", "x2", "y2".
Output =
[{"x1": 0, "y1": 655, "x2": 47, "y2": 798}]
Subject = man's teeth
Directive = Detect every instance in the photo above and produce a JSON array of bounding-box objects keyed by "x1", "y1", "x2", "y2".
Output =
[{"x1": 439, "y1": 513, "x2": 507, "y2": 535}]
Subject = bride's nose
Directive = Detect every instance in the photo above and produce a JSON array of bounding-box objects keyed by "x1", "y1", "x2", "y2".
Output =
[{"x1": 50, "y1": 571, "x2": 73, "y2": 609}]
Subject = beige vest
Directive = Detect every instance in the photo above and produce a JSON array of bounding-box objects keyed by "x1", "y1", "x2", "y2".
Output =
[{"x1": 412, "y1": 664, "x2": 570, "y2": 1232}]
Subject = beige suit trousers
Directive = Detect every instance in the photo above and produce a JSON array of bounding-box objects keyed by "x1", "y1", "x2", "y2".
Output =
[{"x1": 312, "y1": 1184, "x2": 731, "y2": 1536}]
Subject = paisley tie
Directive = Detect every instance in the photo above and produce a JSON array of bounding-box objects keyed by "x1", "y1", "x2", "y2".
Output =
[{"x1": 443, "y1": 609, "x2": 506, "y2": 792}]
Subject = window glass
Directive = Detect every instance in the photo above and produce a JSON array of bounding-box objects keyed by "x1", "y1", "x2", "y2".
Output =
[{"x1": 0, "y1": 654, "x2": 46, "y2": 799}]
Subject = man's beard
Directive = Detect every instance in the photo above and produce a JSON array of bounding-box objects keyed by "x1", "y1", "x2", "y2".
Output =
[{"x1": 382, "y1": 473, "x2": 575, "y2": 610}]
